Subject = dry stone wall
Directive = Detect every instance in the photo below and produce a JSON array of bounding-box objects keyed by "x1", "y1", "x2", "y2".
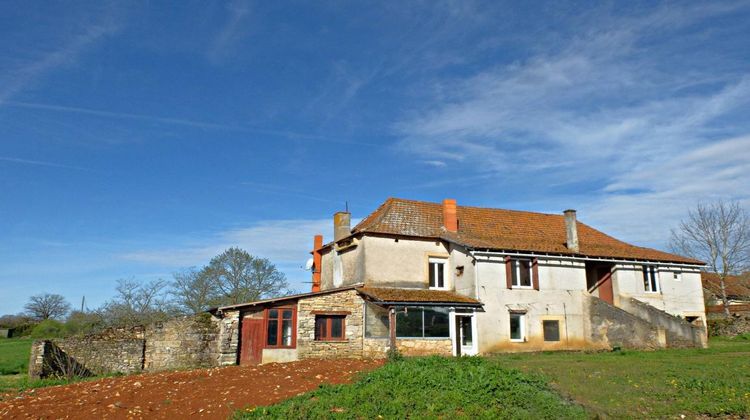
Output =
[
  {"x1": 145, "y1": 314, "x2": 219, "y2": 371},
  {"x1": 297, "y1": 290, "x2": 365, "y2": 359}
]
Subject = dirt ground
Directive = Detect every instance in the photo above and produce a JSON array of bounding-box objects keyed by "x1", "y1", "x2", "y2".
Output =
[{"x1": 0, "y1": 358, "x2": 383, "y2": 419}]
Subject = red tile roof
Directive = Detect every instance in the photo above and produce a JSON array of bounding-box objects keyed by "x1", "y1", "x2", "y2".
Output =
[
  {"x1": 701, "y1": 272, "x2": 750, "y2": 299},
  {"x1": 357, "y1": 286, "x2": 482, "y2": 306},
  {"x1": 351, "y1": 198, "x2": 702, "y2": 264}
]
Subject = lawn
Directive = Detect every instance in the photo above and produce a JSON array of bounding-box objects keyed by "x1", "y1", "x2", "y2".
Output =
[
  {"x1": 0, "y1": 338, "x2": 33, "y2": 376},
  {"x1": 240, "y1": 337, "x2": 750, "y2": 419},
  {"x1": 239, "y1": 356, "x2": 586, "y2": 419},
  {"x1": 495, "y1": 336, "x2": 750, "y2": 418}
]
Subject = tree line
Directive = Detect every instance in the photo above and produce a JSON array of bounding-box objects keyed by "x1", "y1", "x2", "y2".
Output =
[{"x1": 0, "y1": 247, "x2": 294, "y2": 336}]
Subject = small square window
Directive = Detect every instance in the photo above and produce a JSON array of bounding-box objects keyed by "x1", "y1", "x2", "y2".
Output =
[
  {"x1": 543, "y1": 320, "x2": 560, "y2": 342},
  {"x1": 509, "y1": 313, "x2": 525, "y2": 342},
  {"x1": 673, "y1": 272, "x2": 682, "y2": 281},
  {"x1": 315, "y1": 315, "x2": 346, "y2": 341}
]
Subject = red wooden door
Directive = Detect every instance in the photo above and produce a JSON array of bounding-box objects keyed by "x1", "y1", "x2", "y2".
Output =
[
  {"x1": 240, "y1": 318, "x2": 264, "y2": 366},
  {"x1": 598, "y1": 268, "x2": 614, "y2": 305}
]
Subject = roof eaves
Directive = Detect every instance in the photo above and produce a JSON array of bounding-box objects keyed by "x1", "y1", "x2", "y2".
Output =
[{"x1": 214, "y1": 284, "x2": 363, "y2": 312}]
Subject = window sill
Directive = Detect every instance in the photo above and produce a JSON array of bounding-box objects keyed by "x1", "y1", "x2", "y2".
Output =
[
  {"x1": 511, "y1": 286, "x2": 534, "y2": 290},
  {"x1": 510, "y1": 339, "x2": 526, "y2": 343},
  {"x1": 429, "y1": 287, "x2": 450, "y2": 291},
  {"x1": 314, "y1": 339, "x2": 348, "y2": 343}
]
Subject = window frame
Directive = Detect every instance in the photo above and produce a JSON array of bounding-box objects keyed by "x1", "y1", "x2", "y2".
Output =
[
  {"x1": 395, "y1": 306, "x2": 451, "y2": 339},
  {"x1": 314, "y1": 314, "x2": 347, "y2": 341},
  {"x1": 509, "y1": 312, "x2": 526, "y2": 342},
  {"x1": 511, "y1": 259, "x2": 534, "y2": 289},
  {"x1": 643, "y1": 266, "x2": 660, "y2": 293},
  {"x1": 264, "y1": 306, "x2": 297, "y2": 349},
  {"x1": 428, "y1": 256, "x2": 449, "y2": 290}
]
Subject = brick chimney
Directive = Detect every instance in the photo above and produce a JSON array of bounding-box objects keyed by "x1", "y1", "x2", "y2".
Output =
[
  {"x1": 311, "y1": 234, "x2": 323, "y2": 292},
  {"x1": 334, "y1": 211, "x2": 351, "y2": 242},
  {"x1": 443, "y1": 199, "x2": 458, "y2": 232},
  {"x1": 563, "y1": 209, "x2": 579, "y2": 252}
]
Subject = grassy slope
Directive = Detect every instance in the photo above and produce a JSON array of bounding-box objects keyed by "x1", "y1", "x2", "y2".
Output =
[
  {"x1": 0, "y1": 338, "x2": 33, "y2": 375},
  {"x1": 239, "y1": 356, "x2": 586, "y2": 419},
  {"x1": 495, "y1": 337, "x2": 750, "y2": 418}
]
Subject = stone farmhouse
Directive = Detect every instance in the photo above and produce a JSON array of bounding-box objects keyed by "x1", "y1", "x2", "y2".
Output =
[{"x1": 210, "y1": 198, "x2": 707, "y2": 366}]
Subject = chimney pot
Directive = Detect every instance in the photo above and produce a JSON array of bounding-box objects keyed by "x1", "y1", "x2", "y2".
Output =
[
  {"x1": 563, "y1": 209, "x2": 579, "y2": 252},
  {"x1": 443, "y1": 199, "x2": 458, "y2": 232},
  {"x1": 333, "y1": 211, "x2": 351, "y2": 242}
]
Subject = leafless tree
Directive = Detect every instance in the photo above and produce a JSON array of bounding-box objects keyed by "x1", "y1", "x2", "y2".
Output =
[
  {"x1": 670, "y1": 201, "x2": 750, "y2": 317},
  {"x1": 99, "y1": 278, "x2": 172, "y2": 326},
  {"x1": 171, "y1": 267, "x2": 221, "y2": 314},
  {"x1": 24, "y1": 293, "x2": 71, "y2": 320},
  {"x1": 205, "y1": 247, "x2": 289, "y2": 305}
]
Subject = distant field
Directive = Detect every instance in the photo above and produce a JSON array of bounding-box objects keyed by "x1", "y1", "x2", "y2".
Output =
[
  {"x1": 495, "y1": 336, "x2": 750, "y2": 418},
  {"x1": 0, "y1": 338, "x2": 33, "y2": 376}
]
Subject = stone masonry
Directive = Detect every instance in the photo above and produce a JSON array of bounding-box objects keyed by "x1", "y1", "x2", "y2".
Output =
[{"x1": 297, "y1": 289, "x2": 365, "y2": 359}]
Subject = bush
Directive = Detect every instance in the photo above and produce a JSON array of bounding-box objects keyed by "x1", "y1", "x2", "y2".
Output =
[
  {"x1": 64, "y1": 311, "x2": 104, "y2": 336},
  {"x1": 30, "y1": 320, "x2": 66, "y2": 339}
]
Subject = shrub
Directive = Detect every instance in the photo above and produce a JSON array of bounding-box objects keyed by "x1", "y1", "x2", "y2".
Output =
[{"x1": 30, "y1": 319, "x2": 66, "y2": 339}]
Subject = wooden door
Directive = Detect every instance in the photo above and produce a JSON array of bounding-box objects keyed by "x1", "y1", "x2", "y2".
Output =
[
  {"x1": 598, "y1": 268, "x2": 614, "y2": 305},
  {"x1": 240, "y1": 318, "x2": 264, "y2": 366}
]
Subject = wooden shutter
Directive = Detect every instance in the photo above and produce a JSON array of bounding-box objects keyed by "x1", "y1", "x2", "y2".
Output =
[
  {"x1": 532, "y1": 258, "x2": 540, "y2": 290},
  {"x1": 505, "y1": 256, "x2": 513, "y2": 289}
]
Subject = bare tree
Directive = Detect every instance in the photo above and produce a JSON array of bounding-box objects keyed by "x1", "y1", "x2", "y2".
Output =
[
  {"x1": 24, "y1": 293, "x2": 71, "y2": 320},
  {"x1": 205, "y1": 247, "x2": 289, "y2": 305},
  {"x1": 670, "y1": 201, "x2": 750, "y2": 318},
  {"x1": 171, "y1": 267, "x2": 221, "y2": 314},
  {"x1": 99, "y1": 279, "x2": 172, "y2": 326}
]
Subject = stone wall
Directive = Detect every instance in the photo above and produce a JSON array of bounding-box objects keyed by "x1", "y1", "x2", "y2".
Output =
[
  {"x1": 144, "y1": 314, "x2": 219, "y2": 371},
  {"x1": 397, "y1": 338, "x2": 452, "y2": 356},
  {"x1": 586, "y1": 295, "x2": 664, "y2": 350},
  {"x1": 29, "y1": 327, "x2": 145, "y2": 379},
  {"x1": 29, "y1": 313, "x2": 236, "y2": 379},
  {"x1": 707, "y1": 314, "x2": 750, "y2": 336},
  {"x1": 297, "y1": 289, "x2": 365, "y2": 359},
  {"x1": 619, "y1": 297, "x2": 707, "y2": 348}
]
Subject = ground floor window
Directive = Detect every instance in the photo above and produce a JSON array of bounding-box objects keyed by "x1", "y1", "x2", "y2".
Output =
[
  {"x1": 266, "y1": 307, "x2": 295, "y2": 348},
  {"x1": 510, "y1": 312, "x2": 525, "y2": 342},
  {"x1": 364, "y1": 302, "x2": 390, "y2": 338},
  {"x1": 396, "y1": 307, "x2": 451, "y2": 338},
  {"x1": 315, "y1": 315, "x2": 346, "y2": 341},
  {"x1": 543, "y1": 320, "x2": 560, "y2": 342}
]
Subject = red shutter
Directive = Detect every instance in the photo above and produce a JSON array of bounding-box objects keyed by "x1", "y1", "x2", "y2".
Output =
[
  {"x1": 532, "y1": 258, "x2": 540, "y2": 290},
  {"x1": 505, "y1": 256, "x2": 513, "y2": 289}
]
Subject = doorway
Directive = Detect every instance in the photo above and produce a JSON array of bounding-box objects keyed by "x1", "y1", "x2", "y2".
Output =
[
  {"x1": 452, "y1": 313, "x2": 477, "y2": 356},
  {"x1": 240, "y1": 317, "x2": 264, "y2": 365},
  {"x1": 586, "y1": 262, "x2": 615, "y2": 305}
]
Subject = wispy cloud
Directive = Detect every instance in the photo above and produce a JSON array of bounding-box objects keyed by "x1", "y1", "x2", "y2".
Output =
[
  {"x1": 0, "y1": 156, "x2": 91, "y2": 172},
  {"x1": 207, "y1": 0, "x2": 252, "y2": 65},
  {"x1": 0, "y1": 6, "x2": 121, "y2": 104},
  {"x1": 394, "y1": 3, "x2": 750, "y2": 246}
]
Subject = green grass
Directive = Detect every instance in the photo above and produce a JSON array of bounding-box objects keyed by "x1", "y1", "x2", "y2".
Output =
[
  {"x1": 494, "y1": 337, "x2": 750, "y2": 418},
  {"x1": 0, "y1": 338, "x2": 33, "y2": 375},
  {"x1": 237, "y1": 356, "x2": 586, "y2": 419}
]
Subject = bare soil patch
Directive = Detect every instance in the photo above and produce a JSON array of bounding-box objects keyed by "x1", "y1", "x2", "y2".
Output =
[{"x1": 0, "y1": 358, "x2": 383, "y2": 419}]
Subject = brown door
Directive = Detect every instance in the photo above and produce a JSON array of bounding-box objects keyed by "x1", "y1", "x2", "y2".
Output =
[
  {"x1": 598, "y1": 268, "x2": 614, "y2": 305},
  {"x1": 240, "y1": 318, "x2": 264, "y2": 366}
]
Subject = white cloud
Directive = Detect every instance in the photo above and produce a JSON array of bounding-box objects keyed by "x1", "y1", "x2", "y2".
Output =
[{"x1": 394, "y1": 3, "x2": 750, "y2": 247}]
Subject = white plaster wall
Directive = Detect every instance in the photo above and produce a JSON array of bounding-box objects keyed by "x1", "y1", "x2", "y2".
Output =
[
  {"x1": 612, "y1": 265, "x2": 706, "y2": 319},
  {"x1": 262, "y1": 348, "x2": 299, "y2": 363},
  {"x1": 362, "y1": 236, "x2": 450, "y2": 288},
  {"x1": 320, "y1": 240, "x2": 365, "y2": 290},
  {"x1": 450, "y1": 244, "x2": 476, "y2": 298},
  {"x1": 474, "y1": 257, "x2": 591, "y2": 352}
]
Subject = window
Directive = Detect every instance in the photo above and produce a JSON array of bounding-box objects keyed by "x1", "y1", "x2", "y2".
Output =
[
  {"x1": 643, "y1": 266, "x2": 660, "y2": 293},
  {"x1": 512, "y1": 259, "x2": 533, "y2": 288},
  {"x1": 395, "y1": 307, "x2": 450, "y2": 338},
  {"x1": 266, "y1": 308, "x2": 295, "y2": 348},
  {"x1": 543, "y1": 320, "x2": 560, "y2": 342},
  {"x1": 509, "y1": 313, "x2": 525, "y2": 342},
  {"x1": 364, "y1": 303, "x2": 389, "y2": 338},
  {"x1": 315, "y1": 315, "x2": 346, "y2": 341},
  {"x1": 673, "y1": 271, "x2": 682, "y2": 281},
  {"x1": 428, "y1": 257, "x2": 447, "y2": 289}
]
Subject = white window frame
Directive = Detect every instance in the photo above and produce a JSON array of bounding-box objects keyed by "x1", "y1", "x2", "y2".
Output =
[
  {"x1": 509, "y1": 312, "x2": 526, "y2": 342},
  {"x1": 512, "y1": 259, "x2": 533, "y2": 289},
  {"x1": 643, "y1": 266, "x2": 660, "y2": 293},
  {"x1": 428, "y1": 257, "x2": 448, "y2": 290}
]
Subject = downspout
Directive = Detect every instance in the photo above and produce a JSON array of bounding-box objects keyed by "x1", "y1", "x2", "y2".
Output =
[{"x1": 388, "y1": 307, "x2": 396, "y2": 353}]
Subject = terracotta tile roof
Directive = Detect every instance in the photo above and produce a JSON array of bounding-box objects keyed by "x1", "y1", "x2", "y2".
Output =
[
  {"x1": 701, "y1": 272, "x2": 750, "y2": 299},
  {"x1": 352, "y1": 197, "x2": 702, "y2": 264},
  {"x1": 356, "y1": 286, "x2": 482, "y2": 306}
]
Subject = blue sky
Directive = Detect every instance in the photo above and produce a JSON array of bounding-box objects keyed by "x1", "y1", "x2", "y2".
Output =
[{"x1": 1, "y1": 1, "x2": 749, "y2": 315}]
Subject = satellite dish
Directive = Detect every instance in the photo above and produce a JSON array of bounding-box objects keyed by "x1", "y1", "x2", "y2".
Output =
[{"x1": 304, "y1": 258, "x2": 314, "y2": 271}]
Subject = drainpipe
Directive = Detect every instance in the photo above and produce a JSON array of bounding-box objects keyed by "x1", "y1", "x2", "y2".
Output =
[{"x1": 389, "y1": 307, "x2": 397, "y2": 353}]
